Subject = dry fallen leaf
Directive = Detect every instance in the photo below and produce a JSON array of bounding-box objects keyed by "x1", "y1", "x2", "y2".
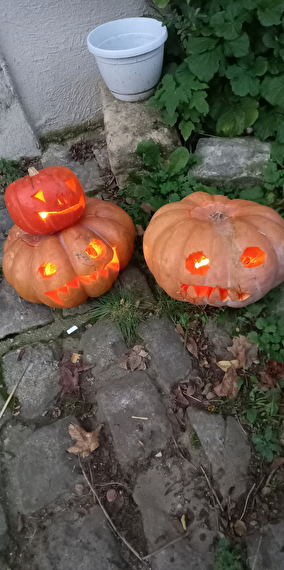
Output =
[
  {"x1": 106, "y1": 489, "x2": 117, "y2": 503},
  {"x1": 59, "y1": 352, "x2": 93, "y2": 396},
  {"x1": 141, "y1": 202, "x2": 156, "y2": 214},
  {"x1": 234, "y1": 519, "x2": 246, "y2": 537},
  {"x1": 119, "y1": 345, "x2": 148, "y2": 371},
  {"x1": 71, "y1": 352, "x2": 81, "y2": 364},
  {"x1": 186, "y1": 337, "x2": 198, "y2": 359},
  {"x1": 68, "y1": 424, "x2": 100, "y2": 458},
  {"x1": 217, "y1": 360, "x2": 239, "y2": 372},
  {"x1": 135, "y1": 224, "x2": 144, "y2": 237},
  {"x1": 269, "y1": 456, "x2": 284, "y2": 471},
  {"x1": 227, "y1": 335, "x2": 258, "y2": 369},
  {"x1": 214, "y1": 366, "x2": 240, "y2": 399},
  {"x1": 175, "y1": 323, "x2": 185, "y2": 338}
]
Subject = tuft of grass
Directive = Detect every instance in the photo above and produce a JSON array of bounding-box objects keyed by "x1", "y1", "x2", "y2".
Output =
[
  {"x1": 156, "y1": 288, "x2": 209, "y2": 325},
  {"x1": 190, "y1": 430, "x2": 202, "y2": 449},
  {"x1": 89, "y1": 288, "x2": 152, "y2": 345},
  {"x1": 214, "y1": 538, "x2": 246, "y2": 570},
  {"x1": 0, "y1": 158, "x2": 24, "y2": 190}
]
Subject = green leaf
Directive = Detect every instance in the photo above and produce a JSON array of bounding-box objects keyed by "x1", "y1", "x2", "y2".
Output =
[
  {"x1": 210, "y1": 11, "x2": 241, "y2": 40},
  {"x1": 189, "y1": 90, "x2": 209, "y2": 114},
  {"x1": 256, "y1": 317, "x2": 267, "y2": 330},
  {"x1": 149, "y1": 196, "x2": 166, "y2": 211},
  {"x1": 271, "y1": 142, "x2": 284, "y2": 166},
  {"x1": 167, "y1": 147, "x2": 190, "y2": 177},
  {"x1": 257, "y1": 0, "x2": 284, "y2": 26},
  {"x1": 186, "y1": 36, "x2": 219, "y2": 55},
  {"x1": 261, "y1": 75, "x2": 284, "y2": 109},
  {"x1": 180, "y1": 119, "x2": 195, "y2": 140},
  {"x1": 175, "y1": 62, "x2": 209, "y2": 91},
  {"x1": 247, "y1": 408, "x2": 257, "y2": 424},
  {"x1": 250, "y1": 56, "x2": 268, "y2": 77},
  {"x1": 248, "y1": 331, "x2": 259, "y2": 343},
  {"x1": 153, "y1": 0, "x2": 170, "y2": 6},
  {"x1": 239, "y1": 187, "x2": 264, "y2": 200},
  {"x1": 223, "y1": 32, "x2": 250, "y2": 57},
  {"x1": 226, "y1": 65, "x2": 260, "y2": 96},
  {"x1": 253, "y1": 106, "x2": 279, "y2": 140},
  {"x1": 136, "y1": 141, "x2": 161, "y2": 168},
  {"x1": 264, "y1": 161, "x2": 281, "y2": 184},
  {"x1": 237, "y1": 378, "x2": 244, "y2": 388},
  {"x1": 187, "y1": 48, "x2": 222, "y2": 82},
  {"x1": 216, "y1": 98, "x2": 258, "y2": 137},
  {"x1": 168, "y1": 192, "x2": 181, "y2": 202}
]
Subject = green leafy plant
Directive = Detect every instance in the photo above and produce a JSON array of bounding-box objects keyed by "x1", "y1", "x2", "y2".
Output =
[
  {"x1": 213, "y1": 537, "x2": 246, "y2": 570},
  {"x1": 0, "y1": 158, "x2": 24, "y2": 190},
  {"x1": 89, "y1": 288, "x2": 151, "y2": 344},
  {"x1": 151, "y1": 0, "x2": 284, "y2": 142},
  {"x1": 252, "y1": 426, "x2": 282, "y2": 461},
  {"x1": 247, "y1": 316, "x2": 284, "y2": 361}
]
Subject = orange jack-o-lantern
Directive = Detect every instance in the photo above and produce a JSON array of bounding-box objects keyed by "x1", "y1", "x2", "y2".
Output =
[
  {"x1": 3, "y1": 197, "x2": 135, "y2": 308},
  {"x1": 143, "y1": 192, "x2": 284, "y2": 308},
  {"x1": 5, "y1": 166, "x2": 85, "y2": 234}
]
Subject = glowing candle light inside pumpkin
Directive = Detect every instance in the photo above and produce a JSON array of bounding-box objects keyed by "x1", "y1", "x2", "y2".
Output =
[
  {"x1": 185, "y1": 251, "x2": 210, "y2": 275},
  {"x1": 195, "y1": 257, "x2": 209, "y2": 269},
  {"x1": 85, "y1": 239, "x2": 107, "y2": 260},
  {"x1": 38, "y1": 262, "x2": 57, "y2": 278}
]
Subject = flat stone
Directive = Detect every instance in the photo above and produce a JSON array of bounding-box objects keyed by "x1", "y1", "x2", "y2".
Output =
[
  {"x1": 26, "y1": 506, "x2": 127, "y2": 570},
  {"x1": 80, "y1": 318, "x2": 127, "y2": 373},
  {"x1": 113, "y1": 263, "x2": 156, "y2": 304},
  {"x1": 204, "y1": 318, "x2": 233, "y2": 360},
  {"x1": 246, "y1": 521, "x2": 284, "y2": 570},
  {"x1": 2, "y1": 343, "x2": 61, "y2": 419},
  {"x1": 2, "y1": 417, "x2": 82, "y2": 515},
  {"x1": 41, "y1": 131, "x2": 107, "y2": 196},
  {"x1": 187, "y1": 409, "x2": 251, "y2": 501},
  {"x1": 0, "y1": 504, "x2": 8, "y2": 552},
  {"x1": 100, "y1": 81, "x2": 180, "y2": 188},
  {"x1": 96, "y1": 371, "x2": 172, "y2": 468},
  {"x1": 0, "y1": 556, "x2": 9, "y2": 570},
  {"x1": 191, "y1": 137, "x2": 271, "y2": 189},
  {"x1": 62, "y1": 297, "x2": 96, "y2": 317},
  {"x1": 0, "y1": 239, "x2": 5, "y2": 267},
  {"x1": 0, "y1": 394, "x2": 12, "y2": 429},
  {"x1": 133, "y1": 459, "x2": 214, "y2": 567},
  {"x1": 0, "y1": 279, "x2": 54, "y2": 340},
  {"x1": 138, "y1": 317, "x2": 192, "y2": 393},
  {"x1": 0, "y1": 209, "x2": 13, "y2": 236},
  {"x1": 0, "y1": 59, "x2": 40, "y2": 160},
  {"x1": 81, "y1": 364, "x2": 130, "y2": 398},
  {"x1": 152, "y1": 541, "x2": 213, "y2": 570}
]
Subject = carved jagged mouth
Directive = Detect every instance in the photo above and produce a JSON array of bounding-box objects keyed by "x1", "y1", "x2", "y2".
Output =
[
  {"x1": 180, "y1": 284, "x2": 250, "y2": 302},
  {"x1": 38, "y1": 194, "x2": 85, "y2": 220},
  {"x1": 44, "y1": 248, "x2": 119, "y2": 306}
]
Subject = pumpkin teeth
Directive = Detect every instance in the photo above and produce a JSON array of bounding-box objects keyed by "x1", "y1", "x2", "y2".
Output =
[{"x1": 180, "y1": 284, "x2": 249, "y2": 303}]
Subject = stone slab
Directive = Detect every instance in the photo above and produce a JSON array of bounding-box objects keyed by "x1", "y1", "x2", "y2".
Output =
[
  {"x1": 0, "y1": 503, "x2": 8, "y2": 552},
  {"x1": 152, "y1": 541, "x2": 213, "y2": 570},
  {"x1": 204, "y1": 318, "x2": 233, "y2": 360},
  {"x1": 187, "y1": 409, "x2": 251, "y2": 501},
  {"x1": 96, "y1": 371, "x2": 172, "y2": 468},
  {"x1": 139, "y1": 317, "x2": 192, "y2": 393},
  {"x1": 62, "y1": 297, "x2": 96, "y2": 317},
  {"x1": 113, "y1": 263, "x2": 156, "y2": 304},
  {"x1": 26, "y1": 506, "x2": 127, "y2": 570},
  {"x1": 2, "y1": 417, "x2": 82, "y2": 515},
  {"x1": 2, "y1": 343, "x2": 61, "y2": 419},
  {"x1": 0, "y1": 209, "x2": 13, "y2": 236},
  {"x1": 191, "y1": 137, "x2": 271, "y2": 189},
  {"x1": 0, "y1": 59, "x2": 40, "y2": 160},
  {"x1": 0, "y1": 240, "x2": 4, "y2": 267},
  {"x1": 41, "y1": 131, "x2": 106, "y2": 196},
  {"x1": 100, "y1": 81, "x2": 181, "y2": 188},
  {"x1": 0, "y1": 279, "x2": 54, "y2": 340},
  {"x1": 246, "y1": 521, "x2": 284, "y2": 570},
  {"x1": 133, "y1": 459, "x2": 214, "y2": 566},
  {"x1": 80, "y1": 318, "x2": 127, "y2": 373}
]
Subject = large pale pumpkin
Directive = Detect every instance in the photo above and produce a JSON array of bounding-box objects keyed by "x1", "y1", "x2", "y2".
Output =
[
  {"x1": 3, "y1": 197, "x2": 135, "y2": 308},
  {"x1": 5, "y1": 166, "x2": 85, "y2": 234},
  {"x1": 143, "y1": 192, "x2": 284, "y2": 308}
]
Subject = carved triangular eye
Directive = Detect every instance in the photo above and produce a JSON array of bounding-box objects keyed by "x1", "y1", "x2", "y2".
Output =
[
  {"x1": 32, "y1": 190, "x2": 45, "y2": 203},
  {"x1": 240, "y1": 247, "x2": 266, "y2": 268},
  {"x1": 65, "y1": 179, "x2": 77, "y2": 192}
]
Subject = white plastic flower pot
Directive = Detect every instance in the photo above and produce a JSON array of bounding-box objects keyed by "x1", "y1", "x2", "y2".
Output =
[{"x1": 87, "y1": 17, "x2": 168, "y2": 102}]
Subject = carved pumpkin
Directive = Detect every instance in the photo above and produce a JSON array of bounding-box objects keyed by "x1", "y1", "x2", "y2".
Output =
[
  {"x1": 143, "y1": 192, "x2": 284, "y2": 308},
  {"x1": 5, "y1": 166, "x2": 85, "y2": 234},
  {"x1": 3, "y1": 197, "x2": 135, "y2": 308}
]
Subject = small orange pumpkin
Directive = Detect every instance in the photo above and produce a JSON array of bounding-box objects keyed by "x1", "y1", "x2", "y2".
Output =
[
  {"x1": 143, "y1": 192, "x2": 284, "y2": 307},
  {"x1": 3, "y1": 197, "x2": 135, "y2": 308},
  {"x1": 5, "y1": 166, "x2": 85, "y2": 234}
]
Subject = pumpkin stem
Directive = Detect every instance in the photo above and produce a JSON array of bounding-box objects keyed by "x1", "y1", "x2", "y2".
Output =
[
  {"x1": 28, "y1": 167, "x2": 39, "y2": 177},
  {"x1": 210, "y1": 212, "x2": 226, "y2": 220}
]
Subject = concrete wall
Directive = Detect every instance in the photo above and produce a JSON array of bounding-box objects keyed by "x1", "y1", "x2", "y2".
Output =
[{"x1": 0, "y1": 0, "x2": 148, "y2": 137}]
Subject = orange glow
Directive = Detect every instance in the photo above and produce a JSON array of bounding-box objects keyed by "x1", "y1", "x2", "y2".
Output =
[
  {"x1": 65, "y1": 179, "x2": 77, "y2": 192},
  {"x1": 106, "y1": 247, "x2": 120, "y2": 272},
  {"x1": 38, "y1": 194, "x2": 85, "y2": 220},
  {"x1": 38, "y1": 262, "x2": 57, "y2": 278},
  {"x1": 185, "y1": 252, "x2": 210, "y2": 275},
  {"x1": 193, "y1": 285, "x2": 215, "y2": 298},
  {"x1": 240, "y1": 247, "x2": 266, "y2": 268},
  {"x1": 85, "y1": 239, "x2": 107, "y2": 260},
  {"x1": 32, "y1": 190, "x2": 45, "y2": 203},
  {"x1": 237, "y1": 292, "x2": 250, "y2": 301},
  {"x1": 219, "y1": 288, "x2": 229, "y2": 302}
]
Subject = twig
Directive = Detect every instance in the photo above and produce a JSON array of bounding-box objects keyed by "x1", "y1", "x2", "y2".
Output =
[
  {"x1": 234, "y1": 412, "x2": 248, "y2": 437},
  {"x1": 142, "y1": 531, "x2": 190, "y2": 560},
  {"x1": 0, "y1": 361, "x2": 32, "y2": 419},
  {"x1": 200, "y1": 465, "x2": 224, "y2": 512},
  {"x1": 92, "y1": 481, "x2": 131, "y2": 493},
  {"x1": 79, "y1": 460, "x2": 143, "y2": 562},
  {"x1": 240, "y1": 482, "x2": 256, "y2": 521},
  {"x1": 251, "y1": 534, "x2": 263, "y2": 570},
  {"x1": 172, "y1": 436, "x2": 198, "y2": 471}
]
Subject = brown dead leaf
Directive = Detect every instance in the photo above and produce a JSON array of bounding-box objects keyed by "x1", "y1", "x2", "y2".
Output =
[
  {"x1": 173, "y1": 385, "x2": 190, "y2": 408},
  {"x1": 119, "y1": 346, "x2": 148, "y2": 371},
  {"x1": 269, "y1": 456, "x2": 284, "y2": 472},
  {"x1": 141, "y1": 202, "x2": 156, "y2": 214},
  {"x1": 234, "y1": 520, "x2": 246, "y2": 537},
  {"x1": 214, "y1": 366, "x2": 240, "y2": 399},
  {"x1": 227, "y1": 335, "x2": 258, "y2": 369},
  {"x1": 59, "y1": 352, "x2": 93, "y2": 396},
  {"x1": 259, "y1": 370, "x2": 276, "y2": 388},
  {"x1": 135, "y1": 224, "x2": 144, "y2": 237},
  {"x1": 68, "y1": 423, "x2": 100, "y2": 458},
  {"x1": 217, "y1": 360, "x2": 239, "y2": 372},
  {"x1": 175, "y1": 323, "x2": 185, "y2": 338},
  {"x1": 71, "y1": 352, "x2": 81, "y2": 364},
  {"x1": 186, "y1": 337, "x2": 198, "y2": 359}
]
